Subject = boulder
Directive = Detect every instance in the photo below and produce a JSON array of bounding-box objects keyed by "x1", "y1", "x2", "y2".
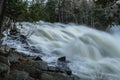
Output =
[
  {"x1": 8, "y1": 70, "x2": 29, "y2": 80},
  {"x1": 27, "y1": 76, "x2": 35, "y2": 80},
  {"x1": 8, "y1": 54, "x2": 19, "y2": 63},
  {"x1": 16, "y1": 64, "x2": 42, "y2": 79},
  {"x1": 41, "y1": 72, "x2": 71, "y2": 80},
  {"x1": 33, "y1": 56, "x2": 42, "y2": 61},
  {"x1": 40, "y1": 73, "x2": 54, "y2": 80},
  {"x1": 6, "y1": 55, "x2": 47, "y2": 79},
  {"x1": 0, "y1": 45, "x2": 10, "y2": 55},
  {"x1": 29, "y1": 56, "x2": 42, "y2": 61},
  {"x1": 72, "y1": 75, "x2": 81, "y2": 80},
  {"x1": 57, "y1": 56, "x2": 68, "y2": 68},
  {"x1": 48, "y1": 66, "x2": 59, "y2": 72},
  {"x1": 0, "y1": 62, "x2": 9, "y2": 73},
  {"x1": 0, "y1": 62, "x2": 10, "y2": 79},
  {"x1": 58, "y1": 56, "x2": 66, "y2": 62},
  {"x1": 0, "y1": 55, "x2": 10, "y2": 66},
  {"x1": 27, "y1": 60, "x2": 48, "y2": 71},
  {"x1": 57, "y1": 56, "x2": 72, "y2": 75}
]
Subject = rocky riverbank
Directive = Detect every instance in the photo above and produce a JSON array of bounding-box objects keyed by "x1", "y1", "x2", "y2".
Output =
[{"x1": 0, "y1": 45, "x2": 80, "y2": 80}]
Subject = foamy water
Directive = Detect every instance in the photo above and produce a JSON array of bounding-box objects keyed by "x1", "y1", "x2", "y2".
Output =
[{"x1": 2, "y1": 21, "x2": 120, "y2": 80}]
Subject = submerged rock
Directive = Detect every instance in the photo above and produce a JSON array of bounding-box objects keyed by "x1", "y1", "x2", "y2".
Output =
[
  {"x1": 57, "y1": 56, "x2": 72, "y2": 76},
  {"x1": 58, "y1": 56, "x2": 66, "y2": 62},
  {"x1": 20, "y1": 35, "x2": 27, "y2": 44},
  {"x1": 65, "y1": 68, "x2": 72, "y2": 75},
  {"x1": 57, "y1": 56, "x2": 68, "y2": 68}
]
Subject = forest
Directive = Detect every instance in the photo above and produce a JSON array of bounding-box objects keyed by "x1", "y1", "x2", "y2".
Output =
[
  {"x1": 6, "y1": 0, "x2": 120, "y2": 30},
  {"x1": 1, "y1": 0, "x2": 120, "y2": 80}
]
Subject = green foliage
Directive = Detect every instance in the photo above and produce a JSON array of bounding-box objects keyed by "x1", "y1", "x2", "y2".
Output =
[
  {"x1": 6, "y1": 0, "x2": 48, "y2": 22},
  {"x1": 94, "y1": 0, "x2": 115, "y2": 7},
  {"x1": 29, "y1": 3, "x2": 42, "y2": 21},
  {"x1": 6, "y1": 0, "x2": 28, "y2": 21},
  {"x1": 6, "y1": 0, "x2": 120, "y2": 30},
  {"x1": 93, "y1": 10, "x2": 110, "y2": 29},
  {"x1": 45, "y1": 0, "x2": 56, "y2": 22}
]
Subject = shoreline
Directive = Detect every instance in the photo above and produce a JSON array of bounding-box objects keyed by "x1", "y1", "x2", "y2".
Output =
[{"x1": 0, "y1": 45, "x2": 80, "y2": 80}]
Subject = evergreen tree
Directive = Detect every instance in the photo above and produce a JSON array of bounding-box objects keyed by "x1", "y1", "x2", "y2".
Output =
[
  {"x1": 93, "y1": 0, "x2": 115, "y2": 7},
  {"x1": 6, "y1": 0, "x2": 28, "y2": 21},
  {"x1": 45, "y1": 0, "x2": 56, "y2": 22}
]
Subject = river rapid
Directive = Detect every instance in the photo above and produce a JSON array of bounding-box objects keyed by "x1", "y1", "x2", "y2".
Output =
[{"x1": 2, "y1": 21, "x2": 120, "y2": 80}]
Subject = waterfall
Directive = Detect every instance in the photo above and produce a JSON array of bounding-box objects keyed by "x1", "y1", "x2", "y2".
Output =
[{"x1": 2, "y1": 21, "x2": 120, "y2": 80}]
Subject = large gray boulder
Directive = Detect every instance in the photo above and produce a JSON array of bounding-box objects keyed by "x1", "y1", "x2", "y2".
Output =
[{"x1": 8, "y1": 70, "x2": 29, "y2": 80}]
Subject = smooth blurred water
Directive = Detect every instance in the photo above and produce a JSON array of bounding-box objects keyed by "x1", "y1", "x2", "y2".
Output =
[{"x1": 2, "y1": 21, "x2": 120, "y2": 80}]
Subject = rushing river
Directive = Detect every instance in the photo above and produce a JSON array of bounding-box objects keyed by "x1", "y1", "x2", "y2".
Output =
[{"x1": 2, "y1": 21, "x2": 120, "y2": 80}]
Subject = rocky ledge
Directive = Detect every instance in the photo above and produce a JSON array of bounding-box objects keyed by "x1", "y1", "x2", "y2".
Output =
[{"x1": 0, "y1": 45, "x2": 80, "y2": 80}]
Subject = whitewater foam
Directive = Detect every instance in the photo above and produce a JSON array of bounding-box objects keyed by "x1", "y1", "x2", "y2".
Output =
[{"x1": 2, "y1": 21, "x2": 120, "y2": 80}]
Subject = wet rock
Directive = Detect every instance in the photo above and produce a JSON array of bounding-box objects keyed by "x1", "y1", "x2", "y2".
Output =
[
  {"x1": 8, "y1": 70, "x2": 29, "y2": 80},
  {"x1": 10, "y1": 24, "x2": 19, "y2": 36},
  {"x1": 0, "y1": 44, "x2": 80, "y2": 80},
  {"x1": 41, "y1": 72, "x2": 71, "y2": 80},
  {"x1": 20, "y1": 35, "x2": 27, "y2": 44},
  {"x1": 27, "y1": 76, "x2": 35, "y2": 80},
  {"x1": 58, "y1": 56, "x2": 66, "y2": 62},
  {"x1": 0, "y1": 55, "x2": 10, "y2": 66},
  {"x1": 30, "y1": 46, "x2": 41, "y2": 53},
  {"x1": 58, "y1": 66, "x2": 72, "y2": 75},
  {"x1": 57, "y1": 56, "x2": 72, "y2": 75},
  {"x1": 72, "y1": 75, "x2": 81, "y2": 80},
  {"x1": 57, "y1": 56, "x2": 68, "y2": 68},
  {"x1": 9, "y1": 48, "x2": 16, "y2": 53},
  {"x1": 20, "y1": 35, "x2": 27, "y2": 40},
  {"x1": 0, "y1": 62, "x2": 10, "y2": 79},
  {"x1": 28, "y1": 60, "x2": 48, "y2": 71},
  {"x1": 65, "y1": 68, "x2": 72, "y2": 75},
  {"x1": 48, "y1": 66, "x2": 59, "y2": 72},
  {"x1": 0, "y1": 62, "x2": 9, "y2": 73},
  {"x1": 11, "y1": 60, "x2": 42, "y2": 79},
  {"x1": 32, "y1": 56, "x2": 42, "y2": 61},
  {"x1": 8, "y1": 54, "x2": 19, "y2": 63},
  {"x1": 0, "y1": 45, "x2": 10, "y2": 56},
  {"x1": 48, "y1": 66, "x2": 72, "y2": 76},
  {"x1": 41, "y1": 73, "x2": 54, "y2": 80},
  {"x1": 35, "y1": 56, "x2": 42, "y2": 61},
  {"x1": 19, "y1": 65, "x2": 41, "y2": 79},
  {"x1": 0, "y1": 77, "x2": 8, "y2": 80}
]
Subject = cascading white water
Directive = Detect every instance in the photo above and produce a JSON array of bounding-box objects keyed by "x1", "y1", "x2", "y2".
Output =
[{"x1": 2, "y1": 21, "x2": 120, "y2": 80}]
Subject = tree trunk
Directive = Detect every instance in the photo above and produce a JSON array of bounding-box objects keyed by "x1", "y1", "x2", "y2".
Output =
[{"x1": 0, "y1": 0, "x2": 6, "y2": 37}]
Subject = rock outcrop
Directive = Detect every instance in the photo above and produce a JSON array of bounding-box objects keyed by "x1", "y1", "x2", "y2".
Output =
[{"x1": 0, "y1": 45, "x2": 80, "y2": 80}]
